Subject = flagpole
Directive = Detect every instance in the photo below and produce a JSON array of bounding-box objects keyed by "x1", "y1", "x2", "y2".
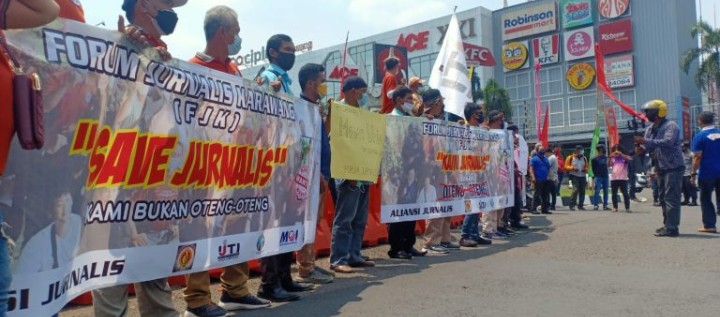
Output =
[{"x1": 340, "y1": 31, "x2": 349, "y2": 99}]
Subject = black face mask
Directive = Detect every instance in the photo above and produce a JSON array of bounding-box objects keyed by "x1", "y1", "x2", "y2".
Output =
[
  {"x1": 276, "y1": 51, "x2": 296, "y2": 71},
  {"x1": 475, "y1": 113, "x2": 484, "y2": 123},
  {"x1": 152, "y1": 10, "x2": 178, "y2": 35}
]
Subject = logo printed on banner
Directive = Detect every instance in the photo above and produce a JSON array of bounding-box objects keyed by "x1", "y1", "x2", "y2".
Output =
[
  {"x1": 532, "y1": 34, "x2": 560, "y2": 66},
  {"x1": 279, "y1": 229, "x2": 300, "y2": 246},
  {"x1": 256, "y1": 234, "x2": 265, "y2": 252},
  {"x1": 502, "y1": 41, "x2": 529, "y2": 71},
  {"x1": 598, "y1": 0, "x2": 630, "y2": 20},
  {"x1": 464, "y1": 200, "x2": 472, "y2": 213},
  {"x1": 564, "y1": 26, "x2": 595, "y2": 61},
  {"x1": 173, "y1": 244, "x2": 197, "y2": 273},
  {"x1": 562, "y1": 0, "x2": 593, "y2": 28},
  {"x1": 217, "y1": 240, "x2": 241, "y2": 262},
  {"x1": 501, "y1": 2, "x2": 558, "y2": 40},
  {"x1": 566, "y1": 62, "x2": 596, "y2": 90},
  {"x1": 599, "y1": 19, "x2": 633, "y2": 55},
  {"x1": 604, "y1": 54, "x2": 634, "y2": 88}
]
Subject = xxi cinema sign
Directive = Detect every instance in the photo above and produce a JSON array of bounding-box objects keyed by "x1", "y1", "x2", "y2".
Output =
[{"x1": 501, "y1": 2, "x2": 558, "y2": 41}]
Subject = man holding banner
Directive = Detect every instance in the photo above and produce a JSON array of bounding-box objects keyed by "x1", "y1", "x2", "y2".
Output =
[{"x1": 459, "y1": 103, "x2": 492, "y2": 247}]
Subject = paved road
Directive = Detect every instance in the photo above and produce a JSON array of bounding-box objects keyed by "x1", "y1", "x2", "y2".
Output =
[{"x1": 61, "y1": 198, "x2": 720, "y2": 317}]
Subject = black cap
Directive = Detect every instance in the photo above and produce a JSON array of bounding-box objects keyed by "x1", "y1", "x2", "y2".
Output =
[
  {"x1": 341, "y1": 76, "x2": 367, "y2": 92},
  {"x1": 596, "y1": 144, "x2": 606, "y2": 149},
  {"x1": 575, "y1": 145, "x2": 584, "y2": 150},
  {"x1": 122, "y1": 0, "x2": 137, "y2": 18},
  {"x1": 421, "y1": 88, "x2": 442, "y2": 104},
  {"x1": 506, "y1": 124, "x2": 519, "y2": 132}
]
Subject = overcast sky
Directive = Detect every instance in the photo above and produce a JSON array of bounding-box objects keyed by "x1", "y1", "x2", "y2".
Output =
[{"x1": 81, "y1": 0, "x2": 713, "y2": 62}]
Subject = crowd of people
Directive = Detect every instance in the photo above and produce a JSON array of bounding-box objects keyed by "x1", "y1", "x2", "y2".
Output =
[{"x1": 0, "y1": 1, "x2": 719, "y2": 317}]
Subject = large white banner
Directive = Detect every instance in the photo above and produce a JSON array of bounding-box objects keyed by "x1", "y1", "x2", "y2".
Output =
[
  {"x1": 380, "y1": 117, "x2": 514, "y2": 223},
  {"x1": 2, "y1": 20, "x2": 321, "y2": 316}
]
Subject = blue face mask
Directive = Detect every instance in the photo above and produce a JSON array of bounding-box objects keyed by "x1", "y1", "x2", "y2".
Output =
[
  {"x1": 228, "y1": 34, "x2": 242, "y2": 56},
  {"x1": 358, "y1": 93, "x2": 369, "y2": 107}
]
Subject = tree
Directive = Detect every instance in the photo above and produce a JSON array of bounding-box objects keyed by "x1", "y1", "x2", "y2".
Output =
[
  {"x1": 680, "y1": 21, "x2": 720, "y2": 104},
  {"x1": 482, "y1": 79, "x2": 512, "y2": 119}
]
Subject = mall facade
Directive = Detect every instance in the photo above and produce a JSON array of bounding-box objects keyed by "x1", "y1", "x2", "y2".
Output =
[{"x1": 242, "y1": 0, "x2": 701, "y2": 145}]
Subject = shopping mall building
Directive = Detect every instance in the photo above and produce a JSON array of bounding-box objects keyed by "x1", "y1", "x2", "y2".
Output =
[{"x1": 241, "y1": 0, "x2": 701, "y2": 145}]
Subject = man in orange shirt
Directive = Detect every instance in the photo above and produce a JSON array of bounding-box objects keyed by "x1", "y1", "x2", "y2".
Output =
[
  {"x1": 181, "y1": 6, "x2": 271, "y2": 317},
  {"x1": 379, "y1": 57, "x2": 400, "y2": 114}
]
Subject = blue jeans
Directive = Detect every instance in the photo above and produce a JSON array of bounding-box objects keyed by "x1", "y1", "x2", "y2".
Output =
[
  {"x1": 593, "y1": 177, "x2": 609, "y2": 207},
  {"x1": 461, "y1": 213, "x2": 480, "y2": 239},
  {"x1": 0, "y1": 212, "x2": 10, "y2": 317},
  {"x1": 699, "y1": 177, "x2": 720, "y2": 229},
  {"x1": 330, "y1": 182, "x2": 369, "y2": 266}
]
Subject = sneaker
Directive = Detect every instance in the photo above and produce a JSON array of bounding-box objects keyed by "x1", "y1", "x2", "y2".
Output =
[
  {"x1": 654, "y1": 228, "x2": 679, "y2": 237},
  {"x1": 408, "y1": 248, "x2": 428, "y2": 257},
  {"x1": 473, "y1": 236, "x2": 492, "y2": 245},
  {"x1": 388, "y1": 250, "x2": 412, "y2": 259},
  {"x1": 422, "y1": 244, "x2": 449, "y2": 254},
  {"x1": 655, "y1": 227, "x2": 666, "y2": 234},
  {"x1": 625, "y1": 209, "x2": 631, "y2": 213},
  {"x1": 219, "y1": 293, "x2": 270, "y2": 311},
  {"x1": 603, "y1": 206, "x2": 611, "y2": 211},
  {"x1": 681, "y1": 201, "x2": 689, "y2": 206},
  {"x1": 697, "y1": 227, "x2": 717, "y2": 233},
  {"x1": 593, "y1": 205, "x2": 599, "y2": 211},
  {"x1": 653, "y1": 201, "x2": 661, "y2": 206},
  {"x1": 184, "y1": 303, "x2": 228, "y2": 317},
  {"x1": 578, "y1": 207, "x2": 587, "y2": 211},
  {"x1": 498, "y1": 228, "x2": 516, "y2": 236},
  {"x1": 688, "y1": 202, "x2": 698, "y2": 206},
  {"x1": 315, "y1": 266, "x2": 335, "y2": 277},
  {"x1": 459, "y1": 237, "x2": 479, "y2": 247},
  {"x1": 297, "y1": 269, "x2": 334, "y2": 284},
  {"x1": 488, "y1": 233, "x2": 507, "y2": 240},
  {"x1": 569, "y1": 206, "x2": 576, "y2": 211},
  {"x1": 511, "y1": 223, "x2": 529, "y2": 230},
  {"x1": 440, "y1": 241, "x2": 461, "y2": 250}
]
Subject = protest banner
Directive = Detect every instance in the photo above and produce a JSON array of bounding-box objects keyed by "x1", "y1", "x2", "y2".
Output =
[
  {"x1": 380, "y1": 117, "x2": 514, "y2": 223},
  {"x1": 329, "y1": 101, "x2": 386, "y2": 182},
  {"x1": 1, "y1": 20, "x2": 321, "y2": 316}
]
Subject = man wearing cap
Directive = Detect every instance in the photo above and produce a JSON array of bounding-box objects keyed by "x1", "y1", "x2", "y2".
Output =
[
  {"x1": 419, "y1": 89, "x2": 459, "y2": 253},
  {"x1": 180, "y1": 7, "x2": 271, "y2": 317},
  {"x1": 330, "y1": 76, "x2": 376, "y2": 273},
  {"x1": 565, "y1": 145, "x2": 589, "y2": 211},
  {"x1": 691, "y1": 111, "x2": 720, "y2": 233},
  {"x1": 409, "y1": 76, "x2": 424, "y2": 116},
  {"x1": 634, "y1": 100, "x2": 684, "y2": 237},
  {"x1": 119, "y1": 0, "x2": 185, "y2": 61},
  {"x1": 91, "y1": 1, "x2": 186, "y2": 316},
  {"x1": 591, "y1": 144, "x2": 610, "y2": 211},
  {"x1": 380, "y1": 57, "x2": 401, "y2": 114}
]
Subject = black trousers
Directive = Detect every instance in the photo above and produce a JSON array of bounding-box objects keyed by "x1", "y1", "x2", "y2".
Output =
[
  {"x1": 387, "y1": 220, "x2": 417, "y2": 253},
  {"x1": 682, "y1": 175, "x2": 698, "y2": 204},
  {"x1": 611, "y1": 180, "x2": 630, "y2": 210},
  {"x1": 260, "y1": 252, "x2": 294, "y2": 287},
  {"x1": 536, "y1": 180, "x2": 551, "y2": 213},
  {"x1": 510, "y1": 184, "x2": 523, "y2": 225}
]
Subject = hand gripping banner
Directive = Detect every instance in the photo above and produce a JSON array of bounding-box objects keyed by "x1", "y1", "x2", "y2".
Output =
[{"x1": 1, "y1": 20, "x2": 321, "y2": 316}]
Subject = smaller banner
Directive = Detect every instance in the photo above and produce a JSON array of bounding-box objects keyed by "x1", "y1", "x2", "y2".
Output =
[
  {"x1": 380, "y1": 117, "x2": 514, "y2": 223},
  {"x1": 561, "y1": 0, "x2": 593, "y2": 29},
  {"x1": 329, "y1": 101, "x2": 387, "y2": 182},
  {"x1": 564, "y1": 26, "x2": 595, "y2": 61}
]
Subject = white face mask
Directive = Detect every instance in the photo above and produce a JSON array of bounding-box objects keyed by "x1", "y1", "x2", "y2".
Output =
[{"x1": 401, "y1": 102, "x2": 413, "y2": 113}]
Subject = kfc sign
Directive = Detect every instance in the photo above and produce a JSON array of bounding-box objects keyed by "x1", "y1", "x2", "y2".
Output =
[
  {"x1": 464, "y1": 43, "x2": 496, "y2": 66},
  {"x1": 564, "y1": 26, "x2": 595, "y2": 61},
  {"x1": 532, "y1": 34, "x2": 560, "y2": 66},
  {"x1": 397, "y1": 30, "x2": 429, "y2": 53},
  {"x1": 599, "y1": 19, "x2": 633, "y2": 55}
]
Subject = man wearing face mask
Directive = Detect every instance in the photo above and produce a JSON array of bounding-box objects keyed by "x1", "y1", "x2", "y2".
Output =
[
  {"x1": 181, "y1": 7, "x2": 271, "y2": 317},
  {"x1": 634, "y1": 100, "x2": 684, "y2": 237},
  {"x1": 119, "y1": 0, "x2": 184, "y2": 61},
  {"x1": 386, "y1": 86, "x2": 428, "y2": 259},
  {"x1": 295, "y1": 63, "x2": 335, "y2": 284},
  {"x1": 254, "y1": 34, "x2": 314, "y2": 302},
  {"x1": 459, "y1": 103, "x2": 493, "y2": 247},
  {"x1": 256, "y1": 34, "x2": 296, "y2": 94},
  {"x1": 329, "y1": 76, "x2": 376, "y2": 273}
]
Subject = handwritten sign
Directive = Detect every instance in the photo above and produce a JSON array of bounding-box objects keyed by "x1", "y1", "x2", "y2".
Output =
[{"x1": 330, "y1": 101, "x2": 387, "y2": 182}]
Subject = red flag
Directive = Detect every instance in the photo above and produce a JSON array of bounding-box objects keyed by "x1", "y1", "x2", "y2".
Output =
[
  {"x1": 534, "y1": 63, "x2": 542, "y2": 138},
  {"x1": 604, "y1": 103, "x2": 620, "y2": 146},
  {"x1": 594, "y1": 43, "x2": 647, "y2": 122},
  {"x1": 540, "y1": 105, "x2": 550, "y2": 148}
]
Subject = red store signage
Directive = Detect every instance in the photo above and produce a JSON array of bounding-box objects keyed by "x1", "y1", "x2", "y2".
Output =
[
  {"x1": 396, "y1": 30, "x2": 430, "y2": 53},
  {"x1": 599, "y1": 19, "x2": 633, "y2": 55}
]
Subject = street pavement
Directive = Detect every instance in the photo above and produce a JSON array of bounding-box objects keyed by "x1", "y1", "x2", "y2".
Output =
[{"x1": 60, "y1": 197, "x2": 720, "y2": 317}]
